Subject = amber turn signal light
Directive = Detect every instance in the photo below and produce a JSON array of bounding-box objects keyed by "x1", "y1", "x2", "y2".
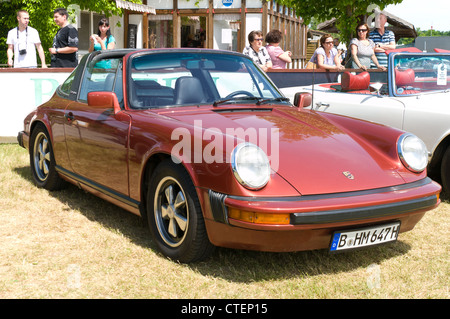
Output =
[{"x1": 228, "y1": 208, "x2": 290, "y2": 225}]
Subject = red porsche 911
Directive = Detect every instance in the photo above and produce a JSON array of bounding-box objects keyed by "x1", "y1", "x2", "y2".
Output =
[{"x1": 18, "y1": 49, "x2": 441, "y2": 262}]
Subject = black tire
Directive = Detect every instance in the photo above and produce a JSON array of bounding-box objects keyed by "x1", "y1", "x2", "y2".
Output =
[
  {"x1": 146, "y1": 160, "x2": 214, "y2": 263},
  {"x1": 441, "y1": 147, "x2": 450, "y2": 197},
  {"x1": 30, "y1": 124, "x2": 65, "y2": 190}
]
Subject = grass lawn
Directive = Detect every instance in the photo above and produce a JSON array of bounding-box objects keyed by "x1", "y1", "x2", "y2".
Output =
[{"x1": 0, "y1": 144, "x2": 448, "y2": 299}]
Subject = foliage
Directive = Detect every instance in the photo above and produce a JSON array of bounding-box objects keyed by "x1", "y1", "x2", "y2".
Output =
[
  {"x1": 278, "y1": 0, "x2": 402, "y2": 43},
  {"x1": 0, "y1": 0, "x2": 142, "y2": 66}
]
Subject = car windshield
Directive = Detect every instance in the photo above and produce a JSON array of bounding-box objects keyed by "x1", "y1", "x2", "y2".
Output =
[
  {"x1": 392, "y1": 53, "x2": 450, "y2": 95},
  {"x1": 127, "y1": 51, "x2": 285, "y2": 109}
]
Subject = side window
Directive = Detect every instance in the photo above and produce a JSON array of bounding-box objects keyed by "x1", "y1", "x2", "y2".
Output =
[
  {"x1": 114, "y1": 61, "x2": 124, "y2": 107},
  {"x1": 78, "y1": 58, "x2": 120, "y2": 102},
  {"x1": 59, "y1": 69, "x2": 76, "y2": 96}
]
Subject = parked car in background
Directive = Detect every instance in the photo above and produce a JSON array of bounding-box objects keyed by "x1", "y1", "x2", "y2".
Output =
[
  {"x1": 18, "y1": 49, "x2": 441, "y2": 262},
  {"x1": 282, "y1": 52, "x2": 450, "y2": 195}
]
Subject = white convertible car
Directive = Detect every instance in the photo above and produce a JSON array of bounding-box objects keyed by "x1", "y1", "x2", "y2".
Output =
[{"x1": 281, "y1": 52, "x2": 450, "y2": 195}]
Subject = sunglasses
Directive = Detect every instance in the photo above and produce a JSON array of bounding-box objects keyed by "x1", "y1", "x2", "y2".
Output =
[{"x1": 357, "y1": 29, "x2": 368, "y2": 32}]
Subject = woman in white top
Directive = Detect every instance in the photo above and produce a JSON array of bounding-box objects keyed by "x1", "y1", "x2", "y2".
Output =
[
  {"x1": 308, "y1": 34, "x2": 344, "y2": 71},
  {"x1": 349, "y1": 22, "x2": 386, "y2": 71}
]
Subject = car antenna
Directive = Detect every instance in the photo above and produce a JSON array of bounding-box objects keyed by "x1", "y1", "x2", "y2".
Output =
[{"x1": 311, "y1": 63, "x2": 315, "y2": 110}]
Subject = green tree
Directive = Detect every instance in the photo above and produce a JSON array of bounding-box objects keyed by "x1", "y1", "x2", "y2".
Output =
[
  {"x1": 0, "y1": 0, "x2": 142, "y2": 66},
  {"x1": 278, "y1": 0, "x2": 402, "y2": 43}
]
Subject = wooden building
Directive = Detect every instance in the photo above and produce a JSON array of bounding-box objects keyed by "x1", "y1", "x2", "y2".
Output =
[{"x1": 119, "y1": 0, "x2": 308, "y2": 68}]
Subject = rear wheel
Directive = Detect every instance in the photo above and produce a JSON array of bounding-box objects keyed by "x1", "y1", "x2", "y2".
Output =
[
  {"x1": 441, "y1": 147, "x2": 450, "y2": 197},
  {"x1": 146, "y1": 160, "x2": 214, "y2": 263},
  {"x1": 30, "y1": 124, "x2": 65, "y2": 190}
]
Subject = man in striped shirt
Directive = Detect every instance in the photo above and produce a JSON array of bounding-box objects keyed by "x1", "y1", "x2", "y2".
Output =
[{"x1": 369, "y1": 13, "x2": 395, "y2": 68}]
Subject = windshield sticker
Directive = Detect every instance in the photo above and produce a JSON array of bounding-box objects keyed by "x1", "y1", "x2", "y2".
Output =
[{"x1": 437, "y1": 63, "x2": 448, "y2": 86}]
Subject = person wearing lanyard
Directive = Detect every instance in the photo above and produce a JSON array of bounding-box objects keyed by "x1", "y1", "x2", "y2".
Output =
[
  {"x1": 243, "y1": 30, "x2": 272, "y2": 72},
  {"x1": 6, "y1": 10, "x2": 47, "y2": 68}
]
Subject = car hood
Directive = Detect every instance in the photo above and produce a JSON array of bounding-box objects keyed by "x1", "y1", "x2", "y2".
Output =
[{"x1": 155, "y1": 106, "x2": 406, "y2": 195}]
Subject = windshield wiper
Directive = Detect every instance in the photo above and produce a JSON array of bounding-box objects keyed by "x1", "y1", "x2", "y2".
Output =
[
  {"x1": 256, "y1": 97, "x2": 290, "y2": 105},
  {"x1": 213, "y1": 96, "x2": 262, "y2": 106}
]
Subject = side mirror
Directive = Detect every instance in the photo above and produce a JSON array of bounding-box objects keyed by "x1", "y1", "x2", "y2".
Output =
[
  {"x1": 369, "y1": 82, "x2": 384, "y2": 96},
  {"x1": 87, "y1": 91, "x2": 121, "y2": 113},
  {"x1": 293, "y1": 92, "x2": 312, "y2": 108}
]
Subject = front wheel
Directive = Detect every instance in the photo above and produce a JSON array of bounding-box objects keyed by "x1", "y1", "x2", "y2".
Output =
[{"x1": 146, "y1": 160, "x2": 214, "y2": 263}]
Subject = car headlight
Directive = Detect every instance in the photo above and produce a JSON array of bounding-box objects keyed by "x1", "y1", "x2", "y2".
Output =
[
  {"x1": 231, "y1": 143, "x2": 270, "y2": 190},
  {"x1": 398, "y1": 133, "x2": 428, "y2": 172}
]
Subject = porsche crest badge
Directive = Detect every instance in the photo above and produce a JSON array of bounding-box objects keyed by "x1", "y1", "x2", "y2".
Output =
[{"x1": 343, "y1": 171, "x2": 354, "y2": 180}]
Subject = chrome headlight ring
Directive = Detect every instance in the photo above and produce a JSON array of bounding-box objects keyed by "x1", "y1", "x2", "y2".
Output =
[
  {"x1": 398, "y1": 133, "x2": 428, "y2": 173},
  {"x1": 231, "y1": 142, "x2": 271, "y2": 190}
]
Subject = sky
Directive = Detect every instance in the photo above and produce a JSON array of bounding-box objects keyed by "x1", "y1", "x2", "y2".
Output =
[{"x1": 385, "y1": 0, "x2": 450, "y2": 31}]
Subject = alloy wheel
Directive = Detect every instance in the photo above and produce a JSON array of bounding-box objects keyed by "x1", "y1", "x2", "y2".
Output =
[
  {"x1": 154, "y1": 176, "x2": 189, "y2": 248},
  {"x1": 33, "y1": 132, "x2": 51, "y2": 182}
]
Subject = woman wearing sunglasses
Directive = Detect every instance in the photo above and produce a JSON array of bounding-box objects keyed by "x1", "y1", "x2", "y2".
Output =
[
  {"x1": 348, "y1": 22, "x2": 386, "y2": 71},
  {"x1": 307, "y1": 34, "x2": 344, "y2": 71},
  {"x1": 243, "y1": 30, "x2": 272, "y2": 72}
]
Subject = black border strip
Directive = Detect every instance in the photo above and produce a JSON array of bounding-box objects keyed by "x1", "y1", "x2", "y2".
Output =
[
  {"x1": 56, "y1": 166, "x2": 140, "y2": 209},
  {"x1": 291, "y1": 195, "x2": 437, "y2": 225}
]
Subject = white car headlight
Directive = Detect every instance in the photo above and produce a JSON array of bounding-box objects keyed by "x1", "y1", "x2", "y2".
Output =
[
  {"x1": 398, "y1": 133, "x2": 428, "y2": 172},
  {"x1": 231, "y1": 143, "x2": 270, "y2": 190}
]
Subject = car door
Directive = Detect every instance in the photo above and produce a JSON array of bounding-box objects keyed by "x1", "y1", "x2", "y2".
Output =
[
  {"x1": 311, "y1": 88, "x2": 406, "y2": 130},
  {"x1": 63, "y1": 58, "x2": 131, "y2": 196},
  {"x1": 400, "y1": 93, "x2": 450, "y2": 155}
]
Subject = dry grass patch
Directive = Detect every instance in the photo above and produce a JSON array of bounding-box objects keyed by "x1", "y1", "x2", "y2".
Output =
[{"x1": 0, "y1": 144, "x2": 448, "y2": 299}]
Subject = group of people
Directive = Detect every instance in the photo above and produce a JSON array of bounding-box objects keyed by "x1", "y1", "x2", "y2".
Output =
[
  {"x1": 243, "y1": 13, "x2": 394, "y2": 72},
  {"x1": 7, "y1": 8, "x2": 115, "y2": 68},
  {"x1": 243, "y1": 29, "x2": 292, "y2": 71},
  {"x1": 8, "y1": 8, "x2": 394, "y2": 72},
  {"x1": 308, "y1": 13, "x2": 395, "y2": 71}
]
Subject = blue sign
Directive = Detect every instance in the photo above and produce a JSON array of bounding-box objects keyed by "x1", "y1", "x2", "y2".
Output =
[{"x1": 222, "y1": 0, "x2": 233, "y2": 7}]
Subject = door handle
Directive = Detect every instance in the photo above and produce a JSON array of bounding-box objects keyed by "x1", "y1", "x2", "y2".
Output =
[
  {"x1": 315, "y1": 102, "x2": 330, "y2": 109},
  {"x1": 64, "y1": 112, "x2": 75, "y2": 122}
]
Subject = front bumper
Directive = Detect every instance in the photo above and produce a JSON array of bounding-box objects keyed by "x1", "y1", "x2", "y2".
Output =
[
  {"x1": 17, "y1": 130, "x2": 29, "y2": 149},
  {"x1": 203, "y1": 177, "x2": 441, "y2": 252}
]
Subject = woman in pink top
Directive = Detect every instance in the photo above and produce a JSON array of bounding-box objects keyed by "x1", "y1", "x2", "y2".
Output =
[{"x1": 265, "y1": 30, "x2": 292, "y2": 69}]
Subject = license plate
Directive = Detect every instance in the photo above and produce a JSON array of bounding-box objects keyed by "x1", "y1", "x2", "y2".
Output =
[{"x1": 330, "y1": 221, "x2": 401, "y2": 252}]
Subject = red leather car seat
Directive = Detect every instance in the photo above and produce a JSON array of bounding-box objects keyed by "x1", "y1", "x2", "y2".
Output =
[
  {"x1": 341, "y1": 71, "x2": 370, "y2": 91},
  {"x1": 434, "y1": 48, "x2": 450, "y2": 53},
  {"x1": 395, "y1": 68, "x2": 415, "y2": 86}
]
